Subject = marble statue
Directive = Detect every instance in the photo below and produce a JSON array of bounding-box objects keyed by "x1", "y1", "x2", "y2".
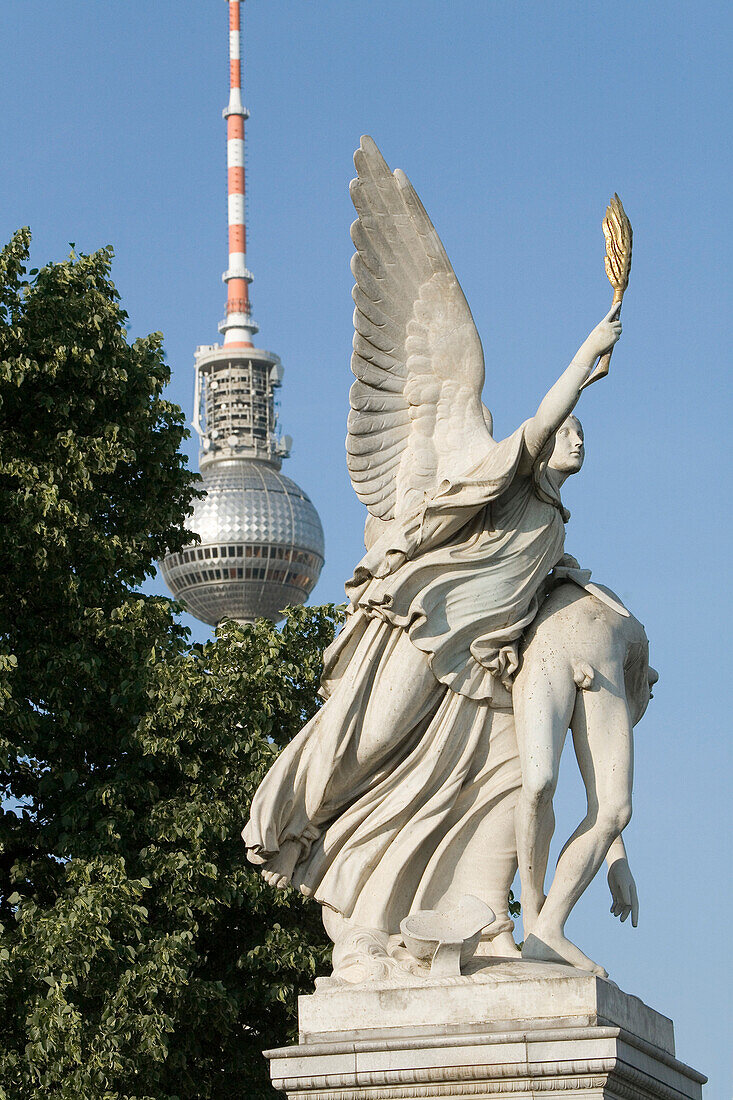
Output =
[
  {"x1": 243, "y1": 136, "x2": 649, "y2": 981},
  {"x1": 515, "y1": 577, "x2": 657, "y2": 976}
]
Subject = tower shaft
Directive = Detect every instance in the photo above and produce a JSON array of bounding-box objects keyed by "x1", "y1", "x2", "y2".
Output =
[
  {"x1": 194, "y1": 0, "x2": 284, "y2": 470},
  {"x1": 222, "y1": 0, "x2": 256, "y2": 347}
]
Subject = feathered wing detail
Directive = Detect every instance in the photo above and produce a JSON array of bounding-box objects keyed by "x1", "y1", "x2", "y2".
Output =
[{"x1": 346, "y1": 136, "x2": 493, "y2": 522}]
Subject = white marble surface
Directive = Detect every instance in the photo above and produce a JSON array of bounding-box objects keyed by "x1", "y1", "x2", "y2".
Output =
[
  {"x1": 400, "y1": 895, "x2": 495, "y2": 977},
  {"x1": 300, "y1": 958, "x2": 675, "y2": 1051},
  {"x1": 266, "y1": 962, "x2": 705, "y2": 1099},
  {"x1": 514, "y1": 579, "x2": 656, "y2": 975},
  {"x1": 244, "y1": 137, "x2": 638, "y2": 982}
]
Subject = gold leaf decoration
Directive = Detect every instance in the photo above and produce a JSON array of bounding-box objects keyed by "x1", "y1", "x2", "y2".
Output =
[
  {"x1": 580, "y1": 194, "x2": 633, "y2": 389},
  {"x1": 602, "y1": 193, "x2": 633, "y2": 301}
]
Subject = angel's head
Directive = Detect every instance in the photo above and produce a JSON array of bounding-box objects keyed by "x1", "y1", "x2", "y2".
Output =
[{"x1": 548, "y1": 416, "x2": 584, "y2": 477}]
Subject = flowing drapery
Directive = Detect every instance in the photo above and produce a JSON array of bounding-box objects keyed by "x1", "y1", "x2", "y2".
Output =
[{"x1": 244, "y1": 429, "x2": 568, "y2": 934}]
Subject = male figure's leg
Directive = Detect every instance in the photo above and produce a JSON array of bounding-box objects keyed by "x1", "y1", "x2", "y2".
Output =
[
  {"x1": 525, "y1": 685, "x2": 633, "y2": 974},
  {"x1": 513, "y1": 665, "x2": 576, "y2": 935}
]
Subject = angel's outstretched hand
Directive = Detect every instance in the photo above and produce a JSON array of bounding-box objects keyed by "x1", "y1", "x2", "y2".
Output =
[
  {"x1": 581, "y1": 305, "x2": 623, "y2": 363},
  {"x1": 607, "y1": 856, "x2": 639, "y2": 927}
]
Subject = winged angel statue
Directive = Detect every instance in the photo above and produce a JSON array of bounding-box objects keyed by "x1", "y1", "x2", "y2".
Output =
[{"x1": 244, "y1": 137, "x2": 638, "y2": 980}]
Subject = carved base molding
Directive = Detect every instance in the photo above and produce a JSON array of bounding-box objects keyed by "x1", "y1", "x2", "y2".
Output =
[{"x1": 264, "y1": 963, "x2": 705, "y2": 1099}]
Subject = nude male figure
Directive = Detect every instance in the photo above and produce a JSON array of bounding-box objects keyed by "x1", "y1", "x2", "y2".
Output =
[{"x1": 513, "y1": 578, "x2": 657, "y2": 976}]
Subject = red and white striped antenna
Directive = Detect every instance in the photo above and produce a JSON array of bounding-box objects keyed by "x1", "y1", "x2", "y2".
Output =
[{"x1": 220, "y1": 0, "x2": 256, "y2": 348}]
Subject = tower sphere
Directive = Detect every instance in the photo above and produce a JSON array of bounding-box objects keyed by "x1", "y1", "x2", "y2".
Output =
[
  {"x1": 160, "y1": 459, "x2": 324, "y2": 627},
  {"x1": 159, "y1": 0, "x2": 324, "y2": 624}
]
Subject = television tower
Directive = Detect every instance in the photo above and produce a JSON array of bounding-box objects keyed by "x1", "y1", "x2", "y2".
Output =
[{"x1": 160, "y1": 0, "x2": 324, "y2": 625}]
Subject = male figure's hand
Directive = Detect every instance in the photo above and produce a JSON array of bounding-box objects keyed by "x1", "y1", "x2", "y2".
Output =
[{"x1": 607, "y1": 857, "x2": 639, "y2": 926}]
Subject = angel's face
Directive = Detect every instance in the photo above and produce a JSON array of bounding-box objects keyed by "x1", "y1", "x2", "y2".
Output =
[{"x1": 548, "y1": 417, "x2": 584, "y2": 475}]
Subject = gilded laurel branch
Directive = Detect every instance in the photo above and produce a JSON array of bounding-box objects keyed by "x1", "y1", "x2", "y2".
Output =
[
  {"x1": 603, "y1": 193, "x2": 633, "y2": 301},
  {"x1": 582, "y1": 193, "x2": 632, "y2": 388}
]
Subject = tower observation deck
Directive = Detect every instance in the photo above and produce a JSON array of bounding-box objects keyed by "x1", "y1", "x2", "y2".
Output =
[{"x1": 160, "y1": 0, "x2": 324, "y2": 625}]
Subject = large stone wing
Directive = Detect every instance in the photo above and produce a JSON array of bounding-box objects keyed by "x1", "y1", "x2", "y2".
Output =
[{"x1": 347, "y1": 136, "x2": 492, "y2": 522}]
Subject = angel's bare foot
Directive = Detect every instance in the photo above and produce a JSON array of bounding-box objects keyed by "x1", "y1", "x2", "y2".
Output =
[
  {"x1": 260, "y1": 840, "x2": 300, "y2": 889},
  {"x1": 476, "y1": 930, "x2": 521, "y2": 959},
  {"x1": 522, "y1": 931, "x2": 607, "y2": 977}
]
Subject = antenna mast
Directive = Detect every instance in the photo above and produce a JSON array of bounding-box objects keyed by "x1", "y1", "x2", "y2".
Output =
[{"x1": 221, "y1": 0, "x2": 256, "y2": 347}]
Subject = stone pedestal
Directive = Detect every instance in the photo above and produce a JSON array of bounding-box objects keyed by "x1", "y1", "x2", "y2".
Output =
[{"x1": 264, "y1": 959, "x2": 706, "y2": 1099}]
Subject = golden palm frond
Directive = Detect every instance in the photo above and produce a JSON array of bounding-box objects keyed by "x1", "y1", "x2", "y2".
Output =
[
  {"x1": 581, "y1": 194, "x2": 633, "y2": 389},
  {"x1": 602, "y1": 194, "x2": 633, "y2": 301}
]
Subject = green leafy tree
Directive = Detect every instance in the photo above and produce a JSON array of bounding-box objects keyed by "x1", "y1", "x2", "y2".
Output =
[{"x1": 0, "y1": 230, "x2": 336, "y2": 1098}]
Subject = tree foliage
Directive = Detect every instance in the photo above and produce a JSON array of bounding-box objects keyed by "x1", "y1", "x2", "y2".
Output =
[{"x1": 0, "y1": 231, "x2": 337, "y2": 1098}]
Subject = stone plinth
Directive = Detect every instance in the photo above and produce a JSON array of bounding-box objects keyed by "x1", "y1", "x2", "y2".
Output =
[{"x1": 264, "y1": 959, "x2": 706, "y2": 1099}]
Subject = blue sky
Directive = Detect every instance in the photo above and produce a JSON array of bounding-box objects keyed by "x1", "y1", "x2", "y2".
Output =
[{"x1": 2, "y1": 1, "x2": 731, "y2": 1092}]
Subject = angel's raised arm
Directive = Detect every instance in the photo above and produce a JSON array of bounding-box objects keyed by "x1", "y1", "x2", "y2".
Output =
[{"x1": 523, "y1": 305, "x2": 622, "y2": 461}]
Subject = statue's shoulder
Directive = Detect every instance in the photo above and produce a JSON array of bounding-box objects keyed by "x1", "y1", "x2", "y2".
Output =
[{"x1": 535, "y1": 580, "x2": 647, "y2": 642}]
